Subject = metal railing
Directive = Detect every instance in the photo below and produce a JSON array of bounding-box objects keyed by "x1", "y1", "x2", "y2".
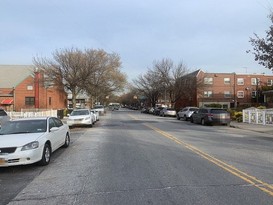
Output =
[{"x1": 243, "y1": 108, "x2": 273, "y2": 125}]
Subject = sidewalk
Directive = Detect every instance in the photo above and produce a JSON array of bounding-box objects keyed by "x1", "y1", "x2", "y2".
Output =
[{"x1": 230, "y1": 121, "x2": 273, "y2": 135}]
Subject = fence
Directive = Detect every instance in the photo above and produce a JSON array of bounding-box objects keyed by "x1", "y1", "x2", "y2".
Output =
[
  {"x1": 7, "y1": 110, "x2": 58, "y2": 119},
  {"x1": 243, "y1": 108, "x2": 273, "y2": 125}
]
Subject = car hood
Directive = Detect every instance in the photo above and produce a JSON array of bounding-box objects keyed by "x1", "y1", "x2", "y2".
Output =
[{"x1": 0, "y1": 133, "x2": 45, "y2": 147}]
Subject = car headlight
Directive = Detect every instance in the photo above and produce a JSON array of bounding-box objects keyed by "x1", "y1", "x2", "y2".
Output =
[{"x1": 21, "y1": 141, "x2": 39, "y2": 151}]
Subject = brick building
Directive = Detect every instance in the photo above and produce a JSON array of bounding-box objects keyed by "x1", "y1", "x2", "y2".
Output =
[
  {"x1": 0, "y1": 65, "x2": 67, "y2": 111},
  {"x1": 176, "y1": 69, "x2": 273, "y2": 109}
]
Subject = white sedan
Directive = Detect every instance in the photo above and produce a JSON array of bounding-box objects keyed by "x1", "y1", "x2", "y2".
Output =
[
  {"x1": 67, "y1": 109, "x2": 95, "y2": 128},
  {"x1": 0, "y1": 117, "x2": 70, "y2": 167}
]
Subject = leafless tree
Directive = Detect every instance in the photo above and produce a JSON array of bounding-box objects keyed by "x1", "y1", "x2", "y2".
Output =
[
  {"x1": 83, "y1": 49, "x2": 127, "y2": 106},
  {"x1": 33, "y1": 48, "x2": 126, "y2": 109},
  {"x1": 151, "y1": 58, "x2": 189, "y2": 107},
  {"x1": 247, "y1": 13, "x2": 273, "y2": 71}
]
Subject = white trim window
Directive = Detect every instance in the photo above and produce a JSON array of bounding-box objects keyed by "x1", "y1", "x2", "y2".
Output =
[
  {"x1": 237, "y1": 91, "x2": 244, "y2": 98},
  {"x1": 204, "y1": 91, "x2": 213, "y2": 98},
  {"x1": 251, "y1": 91, "x2": 257, "y2": 98},
  {"x1": 224, "y1": 78, "x2": 230, "y2": 84},
  {"x1": 224, "y1": 91, "x2": 231, "y2": 98},
  {"x1": 27, "y1": 85, "x2": 33, "y2": 90},
  {"x1": 204, "y1": 77, "x2": 213, "y2": 85},
  {"x1": 237, "y1": 78, "x2": 244, "y2": 85},
  {"x1": 251, "y1": 78, "x2": 260, "y2": 85},
  {"x1": 267, "y1": 79, "x2": 273, "y2": 86}
]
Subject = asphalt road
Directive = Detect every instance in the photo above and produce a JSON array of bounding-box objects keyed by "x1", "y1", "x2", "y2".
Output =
[{"x1": 1, "y1": 109, "x2": 273, "y2": 205}]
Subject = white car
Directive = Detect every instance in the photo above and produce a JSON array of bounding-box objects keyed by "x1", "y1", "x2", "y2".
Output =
[
  {"x1": 0, "y1": 117, "x2": 70, "y2": 167},
  {"x1": 177, "y1": 106, "x2": 199, "y2": 121},
  {"x1": 67, "y1": 109, "x2": 95, "y2": 128},
  {"x1": 91, "y1": 109, "x2": 100, "y2": 122}
]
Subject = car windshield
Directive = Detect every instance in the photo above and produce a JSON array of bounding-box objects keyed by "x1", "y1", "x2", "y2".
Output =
[
  {"x1": 71, "y1": 110, "x2": 90, "y2": 116},
  {"x1": 0, "y1": 120, "x2": 47, "y2": 135}
]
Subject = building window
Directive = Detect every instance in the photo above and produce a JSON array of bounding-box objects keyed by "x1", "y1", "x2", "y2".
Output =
[
  {"x1": 204, "y1": 91, "x2": 213, "y2": 97},
  {"x1": 204, "y1": 77, "x2": 213, "y2": 84},
  {"x1": 237, "y1": 91, "x2": 244, "y2": 98},
  {"x1": 267, "y1": 79, "x2": 273, "y2": 86},
  {"x1": 224, "y1": 78, "x2": 230, "y2": 84},
  {"x1": 27, "y1": 85, "x2": 33, "y2": 90},
  {"x1": 237, "y1": 78, "x2": 244, "y2": 85},
  {"x1": 49, "y1": 97, "x2": 52, "y2": 106},
  {"x1": 251, "y1": 91, "x2": 257, "y2": 98},
  {"x1": 25, "y1": 97, "x2": 35, "y2": 105},
  {"x1": 224, "y1": 91, "x2": 231, "y2": 98},
  {"x1": 251, "y1": 78, "x2": 260, "y2": 85}
]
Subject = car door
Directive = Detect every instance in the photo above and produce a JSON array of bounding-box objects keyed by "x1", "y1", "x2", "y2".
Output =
[
  {"x1": 52, "y1": 117, "x2": 67, "y2": 148},
  {"x1": 48, "y1": 118, "x2": 65, "y2": 151}
]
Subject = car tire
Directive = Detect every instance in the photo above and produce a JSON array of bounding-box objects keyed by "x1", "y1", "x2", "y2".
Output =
[
  {"x1": 190, "y1": 117, "x2": 194, "y2": 123},
  {"x1": 177, "y1": 115, "x2": 180, "y2": 120},
  {"x1": 38, "y1": 143, "x2": 51, "y2": 166},
  {"x1": 183, "y1": 115, "x2": 187, "y2": 121},
  {"x1": 201, "y1": 119, "x2": 205, "y2": 125},
  {"x1": 62, "y1": 133, "x2": 70, "y2": 148}
]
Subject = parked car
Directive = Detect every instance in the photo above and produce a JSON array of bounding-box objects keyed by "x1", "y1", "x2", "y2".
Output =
[
  {"x1": 160, "y1": 108, "x2": 177, "y2": 117},
  {"x1": 67, "y1": 108, "x2": 95, "y2": 128},
  {"x1": 0, "y1": 108, "x2": 10, "y2": 128},
  {"x1": 154, "y1": 107, "x2": 165, "y2": 115},
  {"x1": 191, "y1": 107, "x2": 231, "y2": 126},
  {"x1": 90, "y1": 109, "x2": 100, "y2": 122},
  {"x1": 93, "y1": 105, "x2": 105, "y2": 115},
  {"x1": 0, "y1": 117, "x2": 70, "y2": 167},
  {"x1": 177, "y1": 106, "x2": 199, "y2": 121}
]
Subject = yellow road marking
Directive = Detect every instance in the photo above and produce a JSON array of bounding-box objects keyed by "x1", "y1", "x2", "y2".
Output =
[{"x1": 142, "y1": 123, "x2": 273, "y2": 197}]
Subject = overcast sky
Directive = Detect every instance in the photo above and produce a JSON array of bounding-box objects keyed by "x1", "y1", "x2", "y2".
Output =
[{"x1": 1, "y1": 0, "x2": 273, "y2": 81}]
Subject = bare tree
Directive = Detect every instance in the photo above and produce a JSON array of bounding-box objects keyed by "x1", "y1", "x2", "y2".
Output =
[
  {"x1": 247, "y1": 13, "x2": 273, "y2": 71},
  {"x1": 33, "y1": 48, "x2": 126, "y2": 109},
  {"x1": 133, "y1": 69, "x2": 162, "y2": 107},
  {"x1": 83, "y1": 49, "x2": 127, "y2": 106},
  {"x1": 152, "y1": 58, "x2": 189, "y2": 107},
  {"x1": 33, "y1": 48, "x2": 90, "y2": 109}
]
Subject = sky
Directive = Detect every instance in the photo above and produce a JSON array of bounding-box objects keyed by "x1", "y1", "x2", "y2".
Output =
[{"x1": 1, "y1": 0, "x2": 273, "y2": 81}]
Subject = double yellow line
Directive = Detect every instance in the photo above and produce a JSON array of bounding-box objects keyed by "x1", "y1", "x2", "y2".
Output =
[{"x1": 144, "y1": 123, "x2": 273, "y2": 197}]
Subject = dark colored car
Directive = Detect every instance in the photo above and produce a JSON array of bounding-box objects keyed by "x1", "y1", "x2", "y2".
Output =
[
  {"x1": 154, "y1": 107, "x2": 165, "y2": 115},
  {"x1": 190, "y1": 108, "x2": 230, "y2": 126}
]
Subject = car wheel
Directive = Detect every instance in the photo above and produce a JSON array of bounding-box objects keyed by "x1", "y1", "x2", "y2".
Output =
[
  {"x1": 201, "y1": 119, "x2": 205, "y2": 125},
  {"x1": 63, "y1": 133, "x2": 70, "y2": 148},
  {"x1": 39, "y1": 143, "x2": 51, "y2": 166},
  {"x1": 177, "y1": 115, "x2": 180, "y2": 120},
  {"x1": 190, "y1": 117, "x2": 194, "y2": 123},
  {"x1": 183, "y1": 115, "x2": 187, "y2": 121}
]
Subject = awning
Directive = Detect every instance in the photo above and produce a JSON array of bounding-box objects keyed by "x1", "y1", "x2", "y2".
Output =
[{"x1": 1, "y1": 99, "x2": 13, "y2": 105}]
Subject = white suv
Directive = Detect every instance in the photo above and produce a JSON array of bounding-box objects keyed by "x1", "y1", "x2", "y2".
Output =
[{"x1": 177, "y1": 107, "x2": 199, "y2": 121}]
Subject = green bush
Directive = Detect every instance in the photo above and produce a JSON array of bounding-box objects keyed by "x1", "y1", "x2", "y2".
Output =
[{"x1": 234, "y1": 111, "x2": 243, "y2": 122}]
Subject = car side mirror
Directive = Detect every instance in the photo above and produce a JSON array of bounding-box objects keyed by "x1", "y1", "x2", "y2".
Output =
[{"x1": 50, "y1": 127, "x2": 59, "y2": 132}]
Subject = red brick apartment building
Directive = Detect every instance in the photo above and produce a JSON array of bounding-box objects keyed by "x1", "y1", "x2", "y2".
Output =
[
  {"x1": 176, "y1": 69, "x2": 273, "y2": 109},
  {"x1": 0, "y1": 65, "x2": 67, "y2": 111}
]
